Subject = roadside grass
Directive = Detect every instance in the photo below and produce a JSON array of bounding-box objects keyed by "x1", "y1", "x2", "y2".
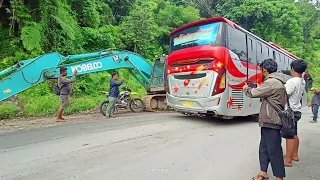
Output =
[
  {"x1": 0, "y1": 95, "x2": 105, "y2": 119},
  {"x1": 0, "y1": 72, "x2": 147, "y2": 120},
  {"x1": 64, "y1": 95, "x2": 104, "y2": 115},
  {"x1": 0, "y1": 103, "x2": 19, "y2": 119}
]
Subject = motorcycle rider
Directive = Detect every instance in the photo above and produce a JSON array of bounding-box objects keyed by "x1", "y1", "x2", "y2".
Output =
[{"x1": 105, "y1": 72, "x2": 125, "y2": 119}]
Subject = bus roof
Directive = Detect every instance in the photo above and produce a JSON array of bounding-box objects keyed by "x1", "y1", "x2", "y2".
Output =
[
  {"x1": 169, "y1": 17, "x2": 237, "y2": 36},
  {"x1": 268, "y1": 42, "x2": 300, "y2": 60},
  {"x1": 169, "y1": 17, "x2": 301, "y2": 60}
]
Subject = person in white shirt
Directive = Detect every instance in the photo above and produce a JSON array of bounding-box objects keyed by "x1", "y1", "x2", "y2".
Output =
[{"x1": 283, "y1": 59, "x2": 307, "y2": 167}]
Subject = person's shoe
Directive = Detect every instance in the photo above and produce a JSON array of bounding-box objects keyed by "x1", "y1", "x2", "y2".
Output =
[
  {"x1": 252, "y1": 174, "x2": 269, "y2": 180},
  {"x1": 110, "y1": 115, "x2": 117, "y2": 118},
  {"x1": 310, "y1": 120, "x2": 317, "y2": 123}
]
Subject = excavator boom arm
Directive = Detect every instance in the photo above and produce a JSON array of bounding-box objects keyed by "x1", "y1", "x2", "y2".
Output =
[{"x1": 0, "y1": 50, "x2": 153, "y2": 102}]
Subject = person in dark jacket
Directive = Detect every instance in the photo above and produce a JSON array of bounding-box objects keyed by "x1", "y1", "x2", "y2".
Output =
[
  {"x1": 56, "y1": 67, "x2": 78, "y2": 122},
  {"x1": 310, "y1": 87, "x2": 320, "y2": 123},
  {"x1": 105, "y1": 72, "x2": 125, "y2": 119},
  {"x1": 243, "y1": 59, "x2": 286, "y2": 180}
]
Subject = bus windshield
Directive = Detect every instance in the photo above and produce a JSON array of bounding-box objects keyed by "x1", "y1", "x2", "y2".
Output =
[{"x1": 169, "y1": 22, "x2": 222, "y2": 53}]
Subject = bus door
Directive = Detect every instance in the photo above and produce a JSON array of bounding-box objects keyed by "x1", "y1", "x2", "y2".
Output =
[{"x1": 246, "y1": 35, "x2": 258, "y2": 87}]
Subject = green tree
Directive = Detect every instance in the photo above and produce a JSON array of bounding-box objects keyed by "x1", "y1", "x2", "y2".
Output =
[
  {"x1": 70, "y1": 0, "x2": 100, "y2": 28},
  {"x1": 152, "y1": 0, "x2": 200, "y2": 53},
  {"x1": 0, "y1": 0, "x2": 319, "y2": 119},
  {"x1": 96, "y1": 0, "x2": 115, "y2": 26},
  {"x1": 118, "y1": 6, "x2": 155, "y2": 56},
  {"x1": 106, "y1": 0, "x2": 135, "y2": 24}
]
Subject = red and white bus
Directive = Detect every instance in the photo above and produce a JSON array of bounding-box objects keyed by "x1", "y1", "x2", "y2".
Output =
[{"x1": 166, "y1": 17, "x2": 311, "y2": 119}]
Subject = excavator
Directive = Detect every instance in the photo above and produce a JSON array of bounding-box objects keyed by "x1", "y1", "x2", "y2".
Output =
[{"x1": 0, "y1": 49, "x2": 168, "y2": 112}]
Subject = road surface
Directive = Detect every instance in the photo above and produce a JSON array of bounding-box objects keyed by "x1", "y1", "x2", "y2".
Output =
[{"x1": 0, "y1": 108, "x2": 319, "y2": 180}]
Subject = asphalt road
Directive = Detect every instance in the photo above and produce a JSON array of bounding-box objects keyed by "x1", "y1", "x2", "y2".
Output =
[{"x1": 0, "y1": 108, "x2": 319, "y2": 180}]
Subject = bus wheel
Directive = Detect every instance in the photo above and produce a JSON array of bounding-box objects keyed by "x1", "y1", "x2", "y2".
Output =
[{"x1": 180, "y1": 112, "x2": 192, "y2": 116}]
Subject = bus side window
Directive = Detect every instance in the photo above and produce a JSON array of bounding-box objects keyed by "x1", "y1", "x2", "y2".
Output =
[
  {"x1": 288, "y1": 58, "x2": 292, "y2": 69},
  {"x1": 273, "y1": 50, "x2": 276, "y2": 61},
  {"x1": 276, "y1": 53, "x2": 281, "y2": 72},
  {"x1": 266, "y1": 47, "x2": 272, "y2": 59},
  {"x1": 257, "y1": 42, "x2": 263, "y2": 64},
  {"x1": 289, "y1": 58, "x2": 293, "y2": 67},
  {"x1": 262, "y1": 45, "x2": 269, "y2": 61},
  {"x1": 246, "y1": 36, "x2": 256, "y2": 65},
  {"x1": 280, "y1": 53, "x2": 285, "y2": 71},
  {"x1": 287, "y1": 58, "x2": 293, "y2": 73},
  {"x1": 265, "y1": 46, "x2": 269, "y2": 57},
  {"x1": 227, "y1": 27, "x2": 247, "y2": 62}
]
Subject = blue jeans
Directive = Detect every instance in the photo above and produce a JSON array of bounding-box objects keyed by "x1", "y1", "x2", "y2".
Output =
[{"x1": 312, "y1": 104, "x2": 319, "y2": 122}]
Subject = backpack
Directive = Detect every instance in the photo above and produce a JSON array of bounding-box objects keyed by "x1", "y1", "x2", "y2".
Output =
[
  {"x1": 54, "y1": 83, "x2": 65, "y2": 95},
  {"x1": 266, "y1": 95, "x2": 295, "y2": 137},
  {"x1": 54, "y1": 84, "x2": 61, "y2": 95}
]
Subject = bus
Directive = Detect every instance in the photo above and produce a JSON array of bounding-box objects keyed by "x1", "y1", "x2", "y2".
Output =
[{"x1": 166, "y1": 17, "x2": 312, "y2": 119}]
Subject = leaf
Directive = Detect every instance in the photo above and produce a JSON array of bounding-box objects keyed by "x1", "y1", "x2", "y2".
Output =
[
  {"x1": 51, "y1": 15, "x2": 75, "y2": 40},
  {"x1": 21, "y1": 24, "x2": 41, "y2": 51}
]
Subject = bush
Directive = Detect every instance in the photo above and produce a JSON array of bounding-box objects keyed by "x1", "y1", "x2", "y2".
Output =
[
  {"x1": 21, "y1": 94, "x2": 105, "y2": 117},
  {"x1": 23, "y1": 94, "x2": 60, "y2": 117},
  {"x1": 0, "y1": 104, "x2": 19, "y2": 119},
  {"x1": 64, "y1": 95, "x2": 104, "y2": 115},
  {"x1": 0, "y1": 69, "x2": 145, "y2": 119}
]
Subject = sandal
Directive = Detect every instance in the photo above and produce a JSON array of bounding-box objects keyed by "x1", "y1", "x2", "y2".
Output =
[{"x1": 252, "y1": 175, "x2": 269, "y2": 180}]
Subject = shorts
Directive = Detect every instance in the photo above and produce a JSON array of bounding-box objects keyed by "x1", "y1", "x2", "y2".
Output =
[
  {"x1": 60, "y1": 95, "x2": 70, "y2": 109},
  {"x1": 283, "y1": 111, "x2": 301, "y2": 139}
]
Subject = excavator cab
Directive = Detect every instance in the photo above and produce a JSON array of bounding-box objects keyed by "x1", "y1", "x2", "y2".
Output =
[
  {"x1": 148, "y1": 55, "x2": 167, "y2": 94},
  {"x1": 141, "y1": 55, "x2": 168, "y2": 111}
]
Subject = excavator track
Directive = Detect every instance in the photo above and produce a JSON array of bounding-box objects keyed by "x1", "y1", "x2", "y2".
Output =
[{"x1": 142, "y1": 94, "x2": 169, "y2": 112}]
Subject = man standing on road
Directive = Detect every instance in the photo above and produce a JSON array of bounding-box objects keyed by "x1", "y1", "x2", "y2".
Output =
[
  {"x1": 105, "y1": 72, "x2": 125, "y2": 119},
  {"x1": 310, "y1": 87, "x2": 320, "y2": 123},
  {"x1": 243, "y1": 59, "x2": 286, "y2": 180},
  {"x1": 57, "y1": 67, "x2": 78, "y2": 122},
  {"x1": 283, "y1": 60, "x2": 307, "y2": 167}
]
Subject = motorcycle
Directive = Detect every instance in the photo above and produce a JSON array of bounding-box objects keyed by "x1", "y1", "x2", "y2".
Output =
[{"x1": 99, "y1": 86, "x2": 144, "y2": 116}]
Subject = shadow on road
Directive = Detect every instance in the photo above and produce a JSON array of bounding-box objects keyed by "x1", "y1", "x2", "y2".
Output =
[{"x1": 172, "y1": 113, "x2": 258, "y2": 126}]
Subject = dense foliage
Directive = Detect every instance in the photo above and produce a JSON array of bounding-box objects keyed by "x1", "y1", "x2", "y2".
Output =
[{"x1": 0, "y1": 0, "x2": 319, "y2": 119}]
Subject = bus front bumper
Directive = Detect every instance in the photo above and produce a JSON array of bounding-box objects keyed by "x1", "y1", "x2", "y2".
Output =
[{"x1": 166, "y1": 93, "x2": 220, "y2": 114}]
